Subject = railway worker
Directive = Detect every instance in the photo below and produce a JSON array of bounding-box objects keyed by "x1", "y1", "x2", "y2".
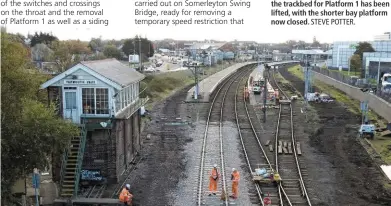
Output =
[
  {"x1": 244, "y1": 87, "x2": 249, "y2": 102},
  {"x1": 209, "y1": 164, "x2": 220, "y2": 196},
  {"x1": 230, "y1": 168, "x2": 240, "y2": 199},
  {"x1": 119, "y1": 184, "x2": 133, "y2": 205}
]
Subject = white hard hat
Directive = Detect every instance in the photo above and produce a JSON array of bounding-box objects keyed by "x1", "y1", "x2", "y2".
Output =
[
  {"x1": 214, "y1": 164, "x2": 217, "y2": 168},
  {"x1": 126, "y1": 184, "x2": 130, "y2": 189},
  {"x1": 232, "y1": 168, "x2": 236, "y2": 172}
]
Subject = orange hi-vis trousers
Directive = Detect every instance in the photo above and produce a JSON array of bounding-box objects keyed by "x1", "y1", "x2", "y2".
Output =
[
  {"x1": 209, "y1": 177, "x2": 218, "y2": 192},
  {"x1": 232, "y1": 181, "x2": 239, "y2": 197}
]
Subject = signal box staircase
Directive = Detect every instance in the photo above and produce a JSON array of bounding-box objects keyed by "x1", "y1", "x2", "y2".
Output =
[{"x1": 59, "y1": 125, "x2": 87, "y2": 198}]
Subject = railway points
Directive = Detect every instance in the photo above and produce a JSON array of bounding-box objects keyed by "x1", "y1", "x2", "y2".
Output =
[
  {"x1": 185, "y1": 62, "x2": 257, "y2": 103},
  {"x1": 269, "y1": 65, "x2": 312, "y2": 206}
]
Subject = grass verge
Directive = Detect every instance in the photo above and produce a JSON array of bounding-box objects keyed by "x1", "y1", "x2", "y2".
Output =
[
  {"x1": 287, "y1": 65, "x2": 391, "y2": 165},
  {"x1": 139, "y1": 62, "x2": 234, "y2": 127},
  {"x1": 141, "y1": 62, "x2": 233, "y2": 107}
]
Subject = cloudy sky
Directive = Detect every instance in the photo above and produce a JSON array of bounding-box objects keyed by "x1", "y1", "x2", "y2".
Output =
[{"x1": 2, "y1": 0, "x2": 390, "y2": 43}]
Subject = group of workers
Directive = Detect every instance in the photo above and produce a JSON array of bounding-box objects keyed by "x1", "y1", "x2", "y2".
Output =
[
  {"x1": 208, "y1": 164, "x2": 241, "y2": 199},
  {"x1": 119, "y1": 165, "x2": 240, "y2": 204}
]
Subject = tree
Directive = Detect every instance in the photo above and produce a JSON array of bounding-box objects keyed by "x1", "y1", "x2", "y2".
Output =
[
  {"x1": 65, "y1": 40, "x2": 91, "y2": 55},
  {"x1": 50, "y1": 41, "x2": 73, "y2": 72},
  {"x1": 312, "y1": 36, "x2": 321, "y2": 48},
  {"x1": 1, "y1": 32, "x2": 78, "y2": 203},
  {"x1": 354, "y1": 41, "x2": 375, "y2": 60},
  {"x1": 88, "y1": 37, "x2": 104, "y2": 52},
  {"x1": 31, "y1": 43, "x2": 54, "y2": 61},
  {"x1": 49, "y1": 40, "x2": 91, "y2": 72},
  {"x1": 122, "y1": 37, "x2": 154, "y2": 60},
  {"x1": 30, "y1": 32, "x2": 58, "y2": 47},
  {"x1": 350, "y1": 54, "x2": 361, "y2": 76},
  {"x1": 103, "y1": 45, "x2": 122, "y2": 59},
  {"x1": 353, "y1": 42, "x2": 375, "y2": 77}
]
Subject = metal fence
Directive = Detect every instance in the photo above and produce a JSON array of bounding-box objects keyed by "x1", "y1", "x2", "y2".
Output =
[{"x1": 311, "y1": 66, "x2": 391, "y2": 103}]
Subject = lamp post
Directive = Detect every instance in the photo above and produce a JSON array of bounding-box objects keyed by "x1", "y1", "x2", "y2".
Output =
[
  {"x1": 377, "y1": 58, "x2": 381, "y2": 91},
  {"x1": 138, "y1": 37, "x2": 142, "y2": 72}
]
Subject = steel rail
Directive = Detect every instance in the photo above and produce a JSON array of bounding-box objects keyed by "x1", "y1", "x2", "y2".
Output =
[
  {"x1": 271, "y1": 66, "x2": 312, "y2": 206},
  {"x1": 234, "y1": 68, "x2": 265, "y2": 205},
  {"x1": 197, "y1": 67, "x2": 250, "y2": 206}
]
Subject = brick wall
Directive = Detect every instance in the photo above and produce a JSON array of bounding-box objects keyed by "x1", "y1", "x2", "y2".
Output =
[
  {"x1": 83, "y1": 130, "x2": 110, "y2": 177},
  {"x1": 116, "y1": 121, "x2": 126, "y2": 179},
  {"x1": 125, "y1": 118, "x2": 133, "y2": 166},
  {"x1": 81, "y1": 110, "x2": 143, "y2": 184}
]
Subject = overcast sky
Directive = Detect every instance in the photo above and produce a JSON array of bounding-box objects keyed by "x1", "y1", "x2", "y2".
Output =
[{"x1": 2, "y1": 0, "x2": 390, "y2": 43}]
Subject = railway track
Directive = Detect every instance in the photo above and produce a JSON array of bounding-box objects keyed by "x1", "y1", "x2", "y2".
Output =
[
  {"x1": 86, "y1": 184, "x2": 106, "y2": 198},
  {"x1": 110, "y1": 156, "x2": 142, "y2": 198},
  {"x1": 234, "y1": 68, "x2": 283, "y2": 206},
  {"x1": 197, "y1": 66, "x2": 253, "y2": 206},
  {"x1": 270, "y1": 68, "x2": 312, "y2": 206}
]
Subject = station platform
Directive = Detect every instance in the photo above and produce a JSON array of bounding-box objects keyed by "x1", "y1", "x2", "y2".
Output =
[
  {"x1": 54, "y1": 198, "x2": 120, "y2": 205},
  {"x1": 247, "y1": 61, "x2": 300, "y2": 105},
  {"x1": 185, "y1": 62, "x2": 257, "y2": 103}
]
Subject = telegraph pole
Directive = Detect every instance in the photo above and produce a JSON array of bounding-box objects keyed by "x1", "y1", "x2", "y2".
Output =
[
  {"x1": 263, "y1": 64, "x2": 269, "y2": 123},
  {"x1": 187, "y1": 62, "x2": 204, "y2": 100},
  {"x1": 303, "y1": 54, "x2": 312, "y2": 111},
  {"x1": 138, "y1": 37, "x2": 142, "y2": 72}
]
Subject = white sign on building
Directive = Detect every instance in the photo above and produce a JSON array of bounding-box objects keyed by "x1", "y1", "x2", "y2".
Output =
[
  {"x1": 64, "y1": 80, "x2": 97, "y2": 85},
  {"x1": 129, "y1": 54, "x2": 140, "y2": 63}
]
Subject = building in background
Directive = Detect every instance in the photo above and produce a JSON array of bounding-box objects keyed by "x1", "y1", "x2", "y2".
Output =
[
  {"x1": 328, "y1": 38, "x2": 391, "y2": 70},
  {"x1": 374, "y1": 32, "x2": 391, "y2": 41},
  {"x1": 40, "y1": 59, "x2": 148, "y2": 197}
]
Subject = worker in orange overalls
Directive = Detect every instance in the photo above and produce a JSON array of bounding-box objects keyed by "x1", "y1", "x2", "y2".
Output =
[
  {"x1": 230, "y1": 168, "x2": 240, "y2": 199},
  {"x1": 119, "y1": 184, "x2": 133, "y2": 205},
  {"x1": 209, "y1": 164, "x2": 220, "y2": 196},
  {"x1": 244, "y1": 87, "x2": 249, "y2": 102}
]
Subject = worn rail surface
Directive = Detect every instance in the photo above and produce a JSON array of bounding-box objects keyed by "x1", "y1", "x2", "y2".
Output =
[
  {"x1": 270, "y1": 68, "x2": 312, "y2": 206},
  {"x1": 197, "y1": 66, "x2": 252, "y2": 206}
]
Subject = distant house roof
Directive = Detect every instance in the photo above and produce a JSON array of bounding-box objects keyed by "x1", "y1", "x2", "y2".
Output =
[
  {"x1": 189, "y1": 43, "x2": 227, "y2": 51},
  {"x1": 159, "y1": 48, "x2": 170, "y2": 53},
  {"x1": 40, "y1": 59, "x2": 144, "y2": 90}
]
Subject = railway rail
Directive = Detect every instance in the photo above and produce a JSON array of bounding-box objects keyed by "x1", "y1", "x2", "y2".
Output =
[
  {"x1": 270, "y1": 68, "x2": 312, "y2": 206},
  {"x1": 111, "y1": 156, "x2": 143, "y2": 198},
  {"x1": 197, "y1": 66, "x2": 253, "y2": 206},
  {"x1": 234, "y1": 68, "x2": 282, "y2": 206},
  {"x1": 86, "y1": 184, "x2": 106, "y2": 198}
]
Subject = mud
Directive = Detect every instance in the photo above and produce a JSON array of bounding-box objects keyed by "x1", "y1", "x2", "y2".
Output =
[
  {"x1": 111, "y1": 65, "x2": 391, "y2": 206},
  {"x1": 118, "y1": 85, "x2": 195, "y2": 206},
  {"x1": 279, "y1": 67, "x2": 391, "y2": 206}
]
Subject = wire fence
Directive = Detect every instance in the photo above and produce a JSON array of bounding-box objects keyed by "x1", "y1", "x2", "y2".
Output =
[{"x1": 311, "y1": 66, "x2": 391, "y2": 103}]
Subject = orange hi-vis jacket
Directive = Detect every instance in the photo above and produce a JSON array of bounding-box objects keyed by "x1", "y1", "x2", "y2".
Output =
[
  {"x1": 232, "y1": 171, "x2": 240, "y2": 182},
  {"x1": 119, "y1": 188, "x2": 132, "y2": 203},
  {"x1": 209, "y1": 168, "x2": 220, "y2": 192},
  {"x1": 231, "y1": 171, "x2": 240, "y2": 197},
  {"x1": 210, "y1": 168, "x2": 220, "y2": 180}
]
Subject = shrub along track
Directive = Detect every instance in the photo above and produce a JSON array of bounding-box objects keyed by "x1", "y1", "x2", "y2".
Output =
[{"x1": 278, "y1": 67, "x2": 391, "y2": 205}]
